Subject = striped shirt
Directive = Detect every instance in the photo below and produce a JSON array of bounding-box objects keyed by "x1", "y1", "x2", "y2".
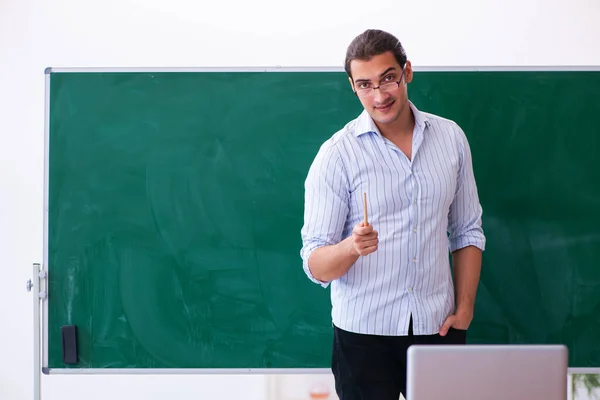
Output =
[{"x1": 300, "y1": 101, "x2": 486, "y2": 336}]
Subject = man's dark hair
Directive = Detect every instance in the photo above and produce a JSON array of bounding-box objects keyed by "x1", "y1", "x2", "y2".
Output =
[{"x1": 344, "y1": 29, "x2": 408, "y2": 79}]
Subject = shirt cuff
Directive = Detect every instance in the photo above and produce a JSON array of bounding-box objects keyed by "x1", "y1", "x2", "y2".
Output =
[
  {"x1": 449, "y1": 234, "x2": 486, "y2": 253},
  {"x1": 301, "y1": 243, "x2": 331, "y2": 288}
]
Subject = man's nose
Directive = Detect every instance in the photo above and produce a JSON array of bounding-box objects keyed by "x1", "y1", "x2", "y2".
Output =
[{"x1": 373, "y1": 88, "x2": 389, "y2": 103}]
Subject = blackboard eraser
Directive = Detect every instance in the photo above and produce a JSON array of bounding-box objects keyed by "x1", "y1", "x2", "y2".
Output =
[{"x1": 61, "y1": 325, "x2": 78, "y2": 365}]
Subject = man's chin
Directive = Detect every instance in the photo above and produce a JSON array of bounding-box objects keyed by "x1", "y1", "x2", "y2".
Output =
[{"x1": 372, "y1": 113, "x2": 399, "y2": 126}]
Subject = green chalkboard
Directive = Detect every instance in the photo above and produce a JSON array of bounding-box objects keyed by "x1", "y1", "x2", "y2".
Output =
[{"x1": 46, "y1": 68, "x2": 600, "y2": 370}]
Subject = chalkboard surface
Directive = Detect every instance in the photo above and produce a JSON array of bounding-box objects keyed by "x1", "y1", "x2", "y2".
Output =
[{"x1": 46, "y1": 69, "x2": 600, "y2": 369}]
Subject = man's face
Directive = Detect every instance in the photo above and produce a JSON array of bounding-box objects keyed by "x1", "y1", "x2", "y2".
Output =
[{"x1": 349, "y1": 51, "x2": 412, "y2": 126}]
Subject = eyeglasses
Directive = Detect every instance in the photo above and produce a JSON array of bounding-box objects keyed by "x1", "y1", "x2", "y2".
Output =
[{"x1": 353, "y1": 69, "x2": 406, "y2": 98}]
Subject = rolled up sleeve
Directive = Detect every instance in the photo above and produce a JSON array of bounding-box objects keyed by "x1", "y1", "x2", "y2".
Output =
[
  {"x1": 448, "y1": 126, "x2": 486, "y2": 253},
  {"x1": 300, "y1": 141, "x2": 349, "y2": 288}
]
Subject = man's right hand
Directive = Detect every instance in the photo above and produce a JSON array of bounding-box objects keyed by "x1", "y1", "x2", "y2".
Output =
[
  {"x1": 350, "y1": 222, "x2": 379, "y2": 256},
  {"x1": 308, "y1": 222, "x2": 379, "y2": 282}
]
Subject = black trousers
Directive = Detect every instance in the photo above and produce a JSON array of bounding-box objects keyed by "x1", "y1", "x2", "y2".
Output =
[{"x1": 331, "y1": 317, "x2": 467, "y2": 400}]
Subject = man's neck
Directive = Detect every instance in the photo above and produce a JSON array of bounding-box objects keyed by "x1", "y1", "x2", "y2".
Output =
[{"x1": 377, "y1": 107, "x2": 416, "y2": 141}]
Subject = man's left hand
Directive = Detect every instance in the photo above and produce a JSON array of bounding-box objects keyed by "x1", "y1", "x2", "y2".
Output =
[{"x1": 439, "y1": 311, "x2": 473, "y2": 336}]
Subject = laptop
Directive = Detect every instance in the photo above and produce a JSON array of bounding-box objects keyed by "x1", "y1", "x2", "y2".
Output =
[{"x1": 406, "y1": 344, "x2": 568, "y2": 400}]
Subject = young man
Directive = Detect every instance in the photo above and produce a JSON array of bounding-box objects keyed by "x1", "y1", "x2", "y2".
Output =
[{"x1": 300, "y1": 29, "x2": 486, "y2": 399}]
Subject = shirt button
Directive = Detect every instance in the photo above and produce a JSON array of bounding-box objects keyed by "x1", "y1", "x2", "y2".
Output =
[
  {"x1": 413, "y1": 257, "x2": 417, "y2": 262},
  {"x1": 413, "y1": 227, "x2": 417, "y2": 233},
  {"x1": 413, "y1": 199, "x2": 417, "y2": 204},
  {"x1": 408, "y1": 287, "x2": 413, "y2": 292}
]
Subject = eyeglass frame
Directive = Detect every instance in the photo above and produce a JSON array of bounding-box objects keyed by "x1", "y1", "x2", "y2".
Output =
[{"x1": 352, "y1": 67, "x2": 406, "y2": 98}]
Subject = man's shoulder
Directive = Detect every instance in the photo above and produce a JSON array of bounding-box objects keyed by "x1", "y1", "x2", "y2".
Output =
[
  {"x1": 331, "y1": 116, "x2": 361, "y2": 144},
  {"x1": 422, "y1": 111, "x2": 462, "y2": 133},
  {"x1": 305, "y1": 118, "x2": 359, "y2": 180},
  {"x1": 421, "y1": 111, "x2": 470, "y2": 146},
  {"x1": 315, "y1": 115, "x2": 361, "y2": 155}
]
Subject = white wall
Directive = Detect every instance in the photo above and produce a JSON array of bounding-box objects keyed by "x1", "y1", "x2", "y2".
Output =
[{"x1": 1, "y1": 0, "x2": 599, "y2": 399}]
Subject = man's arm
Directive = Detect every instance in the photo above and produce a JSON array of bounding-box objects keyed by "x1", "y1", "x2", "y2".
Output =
[
  {"x1": 451, "y1": 245, "x2": 482, "y2": 321},
  {"x1": 308, "y1": 223, "x2": 378, "y2": 282},
  {"x1": 300, "y1": 141, "x2": 379, "y2": 286},
  {"x1": 300, "y1": 143, "x2": 350, "y2": 287},
  {"x1": 440, "y1": 125, "x2": 486, "y2": 335},
  {"x1": 308, "y1": 237, "x2": 358, "y2": 282}
]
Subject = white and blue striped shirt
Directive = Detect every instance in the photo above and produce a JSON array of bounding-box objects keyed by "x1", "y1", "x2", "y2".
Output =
[{"x1": 300, "y1": 101, "x2": 486, "y2": 336}]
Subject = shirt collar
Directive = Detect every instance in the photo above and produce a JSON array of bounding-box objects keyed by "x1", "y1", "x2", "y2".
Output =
[{"x1": 353, "y1": 100, "x2": 429, "y2": 137}]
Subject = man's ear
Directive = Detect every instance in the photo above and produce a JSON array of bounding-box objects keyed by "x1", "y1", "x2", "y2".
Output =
[
  {"x1": 403, "y1": 60, "x2": 413, "y2": 84},
  {"x1": 348, "y1": 76, "x2": 355, "y2": 91}
]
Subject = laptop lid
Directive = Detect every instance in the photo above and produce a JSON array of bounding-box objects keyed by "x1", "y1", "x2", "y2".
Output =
[{"x1": 406, "y1": 344, "x2": 568, "y2": 400}]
